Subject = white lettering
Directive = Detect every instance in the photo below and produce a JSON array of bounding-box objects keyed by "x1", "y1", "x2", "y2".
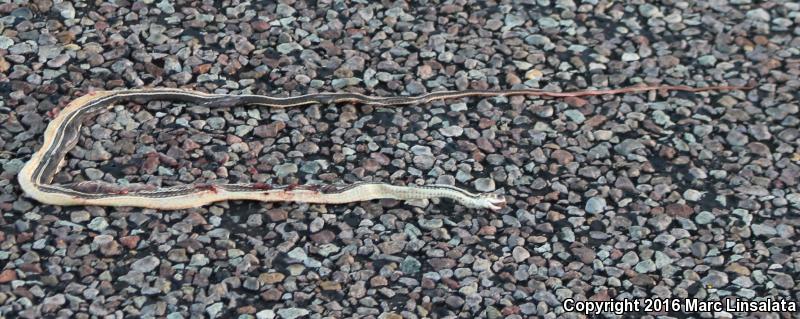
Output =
[{"x1": 562, "y1": 299, "x2": 640, "y2": 315}]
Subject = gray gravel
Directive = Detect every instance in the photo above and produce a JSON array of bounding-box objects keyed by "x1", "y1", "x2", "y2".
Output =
[{"x1": 1, "y1": 0, "x2": 799, "y2": 318}]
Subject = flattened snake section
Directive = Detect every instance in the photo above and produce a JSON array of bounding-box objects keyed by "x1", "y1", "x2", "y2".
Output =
[{"x1": 18, "y1": 84, "x2": 748, "y2": 210}]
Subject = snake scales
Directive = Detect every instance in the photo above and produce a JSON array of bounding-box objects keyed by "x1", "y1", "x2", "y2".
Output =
[{"x1": 17, "y1": 84, "x2": 747, "y2": 210}]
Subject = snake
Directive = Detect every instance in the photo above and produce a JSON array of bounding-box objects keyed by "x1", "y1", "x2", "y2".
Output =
[{"x1": 17, "y1": 84, "x2": 748, "y2": 211}]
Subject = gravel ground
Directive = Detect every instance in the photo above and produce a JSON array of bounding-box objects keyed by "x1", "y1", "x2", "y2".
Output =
[{"x1": 1, "y1": 0, "x2": 799, "y2": 318}]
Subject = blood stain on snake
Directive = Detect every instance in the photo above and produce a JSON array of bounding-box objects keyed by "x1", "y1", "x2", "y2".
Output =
[
  {"x1": 253, "y1": 182, "x2": 272, "y2": 190},
  {"x1": 195, "y1": 183, "x2": 219, "y2": 194}
]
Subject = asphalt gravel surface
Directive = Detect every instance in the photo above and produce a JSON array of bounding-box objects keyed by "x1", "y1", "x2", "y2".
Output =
[{"x1": 0, "y1": 0, "x2": 798, "y2": 318}]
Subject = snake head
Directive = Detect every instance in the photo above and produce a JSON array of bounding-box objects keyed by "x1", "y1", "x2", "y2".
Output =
[{"x1": 474, "y1": 193, "x2": 507, "y2": 211}]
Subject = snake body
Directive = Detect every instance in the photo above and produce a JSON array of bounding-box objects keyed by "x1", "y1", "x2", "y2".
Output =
[{"x1": 18, "y1": 85, "x2": 745, "y2": 210}]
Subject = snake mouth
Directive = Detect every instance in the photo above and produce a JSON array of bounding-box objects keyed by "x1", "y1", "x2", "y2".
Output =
[{"x1": 477, "y1": 193, "x2": 507, "y2": 211}]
